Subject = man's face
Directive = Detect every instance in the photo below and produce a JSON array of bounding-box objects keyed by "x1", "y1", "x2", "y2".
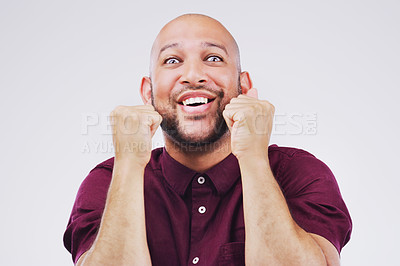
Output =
[{"x1": 150, "y1": 16, "x2": 241, "y2": 148}]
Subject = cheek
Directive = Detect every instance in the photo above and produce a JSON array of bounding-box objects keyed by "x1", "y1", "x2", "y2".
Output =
[
  {"x1": 210, "y1": 68, "x2": 239, "y2": 90},
  {"x1": 152, "y1": 74, "x2": 177, "y2": 100}
]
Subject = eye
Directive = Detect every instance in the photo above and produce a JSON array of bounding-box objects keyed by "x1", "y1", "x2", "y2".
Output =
[
  {"x1": 206, "y1": 55, "x2": 223, "y2": 62},
  {"x1": 164, "y1": 58, "x2": 180, "y2": 64}
]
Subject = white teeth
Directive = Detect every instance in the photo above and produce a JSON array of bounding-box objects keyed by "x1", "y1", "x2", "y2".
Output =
[{"x1": 182, "y1": 97, "x2": 209, "y2": 106}]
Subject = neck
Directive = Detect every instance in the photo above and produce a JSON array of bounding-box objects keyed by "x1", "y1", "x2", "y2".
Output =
[{"x1": 164, "y1": 133, "x2": 232, "y2": 173}]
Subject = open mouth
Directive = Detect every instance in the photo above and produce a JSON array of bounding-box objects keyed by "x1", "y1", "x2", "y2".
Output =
[{"x1": 179, "y1": 97, "x2": 215, "y2": 107}]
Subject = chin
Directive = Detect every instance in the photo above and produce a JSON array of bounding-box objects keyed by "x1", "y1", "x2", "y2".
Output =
[
  {"x1": 159, "y1": 105, "x2": 229, "y2": 150},
  {"x1": 165, "y1": 125, "x2": 229, "y2": 151}
]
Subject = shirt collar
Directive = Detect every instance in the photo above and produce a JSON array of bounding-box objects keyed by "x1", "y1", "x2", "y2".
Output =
[{"x1": 160, "y1": 147, "x2": 241, "y2": 196}]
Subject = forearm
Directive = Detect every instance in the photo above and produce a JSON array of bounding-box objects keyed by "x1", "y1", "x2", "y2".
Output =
[
  {"x1": 239, "y1": 156, "x2": 326, "y2": 265},
  {"x1": 79, "y1": 157, "x2": 151, "y2": 266}
]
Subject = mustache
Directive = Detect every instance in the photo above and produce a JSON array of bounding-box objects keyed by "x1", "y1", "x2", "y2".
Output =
[{"x1": 173, "y1": 85, "x2": 224, "y2": 100}]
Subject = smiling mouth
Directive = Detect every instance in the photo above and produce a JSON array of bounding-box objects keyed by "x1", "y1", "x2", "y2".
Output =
[{"x1": 179, "y1": 97, "x2": 215, "y2": 107}]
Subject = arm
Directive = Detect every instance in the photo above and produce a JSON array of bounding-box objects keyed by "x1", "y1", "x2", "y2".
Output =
[
  {"x1": 77, "y1": 105, "x2": 162, "y2": 266},
  {"x1": 77, "y1": 159, "x2": 151, "y2": 265},
  {"x1": 223, "y1": 89, "x2": 339, "y2": 265},
  {"x1": 238, "y1": 156, "x2": 338, "y2": 265}
]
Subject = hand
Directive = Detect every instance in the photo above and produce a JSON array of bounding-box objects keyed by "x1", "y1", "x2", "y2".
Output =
[
  {"x1": 110, "y1": 105, "x2": 162, "y2": 165},
  {"x1": 222, "y1": 88, "x2": 274, "y2": 161}
]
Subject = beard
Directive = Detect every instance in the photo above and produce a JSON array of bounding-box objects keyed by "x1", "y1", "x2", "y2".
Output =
[{"x1": 152, "y1": 84, "x2": 241, "y2": 151}]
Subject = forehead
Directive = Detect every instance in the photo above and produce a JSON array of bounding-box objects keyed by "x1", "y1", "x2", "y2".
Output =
[{"x1": 153, "y1": 17, "x2": 236, "y2": 56}]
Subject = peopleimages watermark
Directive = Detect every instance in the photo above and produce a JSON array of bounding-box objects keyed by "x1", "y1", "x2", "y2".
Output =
[
  {"x1": 273, "y1": 112, "x2": 317, "y2": 135},
  {"x1": 80, "y1": 112, "x2": 317, "y2": 153}
]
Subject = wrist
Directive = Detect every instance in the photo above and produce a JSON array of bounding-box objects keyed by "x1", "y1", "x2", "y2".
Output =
[
  {"x1": 114, "y1": 154, "x2": 149, "y2": 170},
  {"x1": 237, "y1": 153, "x2": 271, "y2": 174},
  {"x1": 236, "y1": 150, "x2": 269, "y2": 164}
]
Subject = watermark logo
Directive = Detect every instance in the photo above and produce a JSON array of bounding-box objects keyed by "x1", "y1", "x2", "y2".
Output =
[
  {"x1": 273, "y1": 112, "x2": 317, "y2": 135},
  {"x1": 80, "y1": 112, "x2": 318, "y2": 153}
]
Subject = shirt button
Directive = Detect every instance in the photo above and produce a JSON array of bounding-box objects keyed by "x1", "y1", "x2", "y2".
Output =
[
  {"x1": 192, "y1": 257, "x2": 199, "y2": 264},
  {"x1": 197, "y1": 176, "x2": 205, "y2": 184},
  {"x1": 198, "y1": 206, "x2": 206, "y2": 214}
]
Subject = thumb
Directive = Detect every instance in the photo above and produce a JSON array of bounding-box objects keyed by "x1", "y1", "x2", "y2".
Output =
[
  {"x1": 148, "y1": 113, "x2": 163, "y2": 137},
  {"x1": 222, "y1": 109, "x2": 234, "y2": 131},
  {"x1": 245, "y1": 88, "x2": 258, "y2": 99}
]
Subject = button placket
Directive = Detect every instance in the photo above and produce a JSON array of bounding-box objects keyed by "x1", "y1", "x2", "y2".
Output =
[{"x1": 189, "y1": 175, "x2": 211, "y2": 265}]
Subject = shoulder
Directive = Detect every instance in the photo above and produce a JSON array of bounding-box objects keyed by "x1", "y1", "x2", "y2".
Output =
[
  {"x1": 268, "y1": 144, "x2": 317, "y2": 160},
  {"x1": 268, "y1": 144, "x2": 327, "y2": 177},
  {"x1": 76, "y1": 148, "x2": 164, "y2": 208},
  {"x1": 269, "y1": 146, "x2": 352, "y2": 253},
  {"x1": 80, "y1": 147, "x2": 165, "y2": 192},
  {"x1": 75, "y1": 157, "x2": 115, "y2": 210},
  {"x1": 85, "y1": 147, "x2": 165, "y2": 175},
  {"x1": 83, "y1": 157, "x2": 115, "y2": 188},
  {"x1": 92, "y1": 157, "x2": 115, "y2": 170},
  {"x1": 268, "y1": 144, "x2": 331, "y2": 174},
  {"x1": 268, "y1": 144, "x2": 338, "y2": 197}
]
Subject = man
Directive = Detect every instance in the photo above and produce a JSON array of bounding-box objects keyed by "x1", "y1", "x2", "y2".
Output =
[{"x1": 64, "y1": 14, "x2": 352, "y2": 265}]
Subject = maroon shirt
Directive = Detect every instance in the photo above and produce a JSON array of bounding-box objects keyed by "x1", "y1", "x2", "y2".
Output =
[{"x1": 64, "y1": 145, "x2": 352, "y2": 265}]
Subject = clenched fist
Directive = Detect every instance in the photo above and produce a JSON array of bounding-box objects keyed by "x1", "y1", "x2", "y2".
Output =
[
  {"x1": 110, "y1": 105, "x2": 162, "y2": 166},
  {"x1": 223, "y1": 88, "x2": 274, "y2": 161}
]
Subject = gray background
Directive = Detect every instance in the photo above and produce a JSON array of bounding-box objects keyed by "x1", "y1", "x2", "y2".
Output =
[{"x1": 1, "y1": 0, "x2": 399, "y2": 265}]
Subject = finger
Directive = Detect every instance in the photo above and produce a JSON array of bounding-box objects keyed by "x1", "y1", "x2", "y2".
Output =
[
  {"x1": 132, "y1": 105, "x2": 155, "y2": 111},
  {"x1": 224, "y1": 102, "x2": 257, "y2": 111},
  {"x1": 223, "y1": 108, "x2": 246, "y2": 124},
  {"x1": 151, "y1": 114, "x2": 163, "y2": 136},
  {"x1": 146, "y1": 113, "x2": 163, "y2": 136},
  {"x1": 224, "y1": 109, "x2": 251, "y2": 135},
  {"x1": 222, "y1": 109, "x2": 234, "y2": 130},
  {"x1": 111, "y1": 106, "x2": 154, "y2": 118},
  {"x1": 230, "y1": 95, "x2": 258, "y2": 104}
]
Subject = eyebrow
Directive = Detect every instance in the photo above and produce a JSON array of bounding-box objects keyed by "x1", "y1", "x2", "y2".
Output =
[
  {"x1": 158, "y1": 42, "x2": 229, "y2": 59},
  {"x1": 159, "y1": 43, "x2": 180, "y2": 57},
  {"x1": 201, "y1": 42, "x2": 229, "y2": 56}
]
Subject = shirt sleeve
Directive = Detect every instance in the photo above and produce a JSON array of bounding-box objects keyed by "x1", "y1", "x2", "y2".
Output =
[
  {"x1": 63, "y1": 163, "x2": 113, "y2": 264},
  {"x1": 275, "y1": 150, "x2": 352, "y2": 253}
]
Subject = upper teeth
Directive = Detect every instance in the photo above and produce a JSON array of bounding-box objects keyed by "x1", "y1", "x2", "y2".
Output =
[{"x1": 182, "y1": 97, "x2": 209, "y2": 106}]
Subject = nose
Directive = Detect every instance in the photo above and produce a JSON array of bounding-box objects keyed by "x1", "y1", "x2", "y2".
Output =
[{"x1": 179, "y1": 60, "x2": 207, "y2": 86}]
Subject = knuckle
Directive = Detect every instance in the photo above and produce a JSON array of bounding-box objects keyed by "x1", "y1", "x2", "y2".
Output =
[
  {"x1": 268, "y1": 104, "x2": 275, "y2": 113},
  {"x1": 237, "y1": 112, "x2": 246, "y2": 120},
  {"x1": 250, "y1": 104, "x2": 261, "y2": 114},
  {"x1": 230, "y1": 97, "x2": 239, "y2": 104},
  {"x1": 260, "y1": 101, "x2": 274, "y2": 111},
  {"x1": 142, "y1": 105, "x2": 153, "y2": 111},
  {"x1": 113, "y1": 105, "x2": 128, "y2": 116},
  {"x1": 115, "y1": 105, "x2": 125, "y2": 112}
]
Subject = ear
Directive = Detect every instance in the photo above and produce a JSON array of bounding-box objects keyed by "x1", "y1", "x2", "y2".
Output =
[
  {"x1": 140, "y1": 76, "x2": 153, "y2": 105},
  {"x1": 239, "y1": 71, "x2": 253, "y2": 95}
]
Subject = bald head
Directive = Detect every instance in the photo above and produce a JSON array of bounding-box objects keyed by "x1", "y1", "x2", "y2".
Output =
[{"x1": 149, "y1": 14, "x2": 241, "y2": 76}]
